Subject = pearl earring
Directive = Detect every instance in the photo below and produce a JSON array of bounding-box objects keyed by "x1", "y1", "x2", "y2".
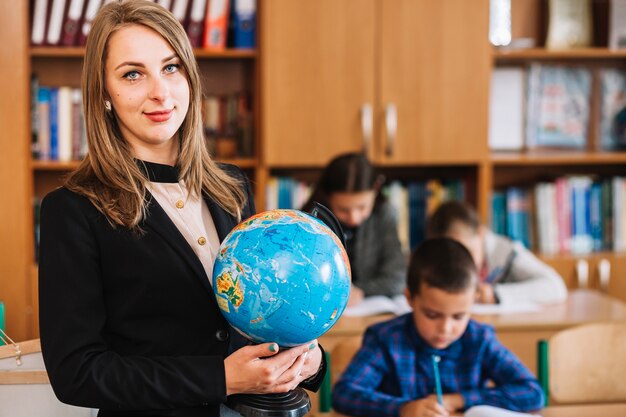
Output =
[{"x1": 104, "y1": 100, "x2": 112, "y2": 111}]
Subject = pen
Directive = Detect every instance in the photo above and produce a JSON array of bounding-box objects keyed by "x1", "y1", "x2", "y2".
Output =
[{"x1": 431, "y1": 354, "x2": 443, "y2": 405}]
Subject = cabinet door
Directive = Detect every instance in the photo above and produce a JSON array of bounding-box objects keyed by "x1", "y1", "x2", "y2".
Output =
[
  {"x1": 595, "y1": 255, "x2": 626, "y2": 303},
  {"x1": 261, "y1": 0, "x2": 376, "y2": 166},
  {"x1": 378, "y1": 0, "x2": 490, "y2": 164}
]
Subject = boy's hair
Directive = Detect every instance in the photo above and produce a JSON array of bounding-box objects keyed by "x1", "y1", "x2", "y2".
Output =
[
  {"x1": 407, "y1": 237, "x2": 478, "y2": 296},
  {"x1": 301, "y1": 152, "x2": 385, "y2": 211},
  {"x1": 427, "y1": 200, "x2": 481, "y2": 237}
]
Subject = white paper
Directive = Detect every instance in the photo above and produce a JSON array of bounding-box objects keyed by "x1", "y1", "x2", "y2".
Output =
[
  {"x1": 471, "y1": 303, "x2": 541, "y2": 315},
  {"x1": 342, "y1": 295, "x2": 412, "y2": 317},
  {"x1": 464, "y1": 405, "x2": 541, "y2": 417}
]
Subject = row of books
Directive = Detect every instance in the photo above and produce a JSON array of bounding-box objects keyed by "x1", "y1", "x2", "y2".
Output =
[
  {"x1": 31, "y1": 0, "x2": 256, "y2": 49},
  {"x1": 264, "y1": 176, "x2": 468, "y2": 254},
  {"x1": 32, "y1": 83, "x2": 88, "y2": 162},
  {"x1": 202, "y1": 93, "x2": 254, "y2": 158},
  {"x1": 491, "y1": 176, "x2": 626, "y2": 256},
  {"x1": 489, "y1": 65, "x2": 626, "y2": 151}
]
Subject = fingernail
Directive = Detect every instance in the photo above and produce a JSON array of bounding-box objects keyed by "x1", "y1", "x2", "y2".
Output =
[
  {"x1": 308, "y1": 343, "x2": 316, "y2": 350},
  {"x1": 269, "y1": 343, "x2": 278, "y2": 352}
]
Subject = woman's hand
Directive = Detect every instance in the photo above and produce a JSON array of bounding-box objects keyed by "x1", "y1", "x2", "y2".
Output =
[{"x1": 224, "y1": 341, "x2": 320, "y2": 395}]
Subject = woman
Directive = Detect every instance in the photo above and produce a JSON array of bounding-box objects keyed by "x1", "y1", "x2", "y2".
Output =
[
  {"x1": 303, "y1": 153, "x2": 406, "y2": 306},
  {"x1": 38, "y1": 2, "x2": 324, "y2": 416}
]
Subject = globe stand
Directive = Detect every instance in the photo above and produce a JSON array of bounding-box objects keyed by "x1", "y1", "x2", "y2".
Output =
[{"x1": 226, "y1": 388, "x2": 311, "y2": 417}]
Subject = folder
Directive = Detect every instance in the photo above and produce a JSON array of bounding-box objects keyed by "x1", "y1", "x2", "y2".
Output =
[
  {"x1": 230, "y1": 0, "x2": 255, "y2": 49},
  {"x1": 186, "y1": 0, "x2": 207, "y2": 47},
  {"x1": 46, "y1": 0, "x2": 68, "y2": 45},
  {"x1": 77, "y1": 0, "x2": 102, "y2": 46},
  {"x1": 31, "y1": 0, "x2": 50, "y2": 45}
]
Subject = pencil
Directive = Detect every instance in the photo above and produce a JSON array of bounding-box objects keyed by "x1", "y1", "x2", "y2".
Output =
[{"x1": 431, "y1": 354, "x2": 443, "y2": 405}]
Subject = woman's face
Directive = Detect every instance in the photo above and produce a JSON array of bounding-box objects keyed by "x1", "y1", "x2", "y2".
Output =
[
  {"x1": 105, "y1": 24, "x2": 190, "y2": 164},
  {"x1": 328, "y1": 190, "x2": 376, "y2": 228}
]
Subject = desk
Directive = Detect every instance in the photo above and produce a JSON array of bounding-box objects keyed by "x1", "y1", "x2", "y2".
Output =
[
  {"x1": 541, "y1": 403, "x2": 626, "y2": 417},
  {"x1": 320, "y1": 289, "x2": 626, "y2": 373}
]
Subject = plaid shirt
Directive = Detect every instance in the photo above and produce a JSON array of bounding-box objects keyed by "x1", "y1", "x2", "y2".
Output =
[{"x1": 332, "y1": 314, "x2": 543, "y2": 417}]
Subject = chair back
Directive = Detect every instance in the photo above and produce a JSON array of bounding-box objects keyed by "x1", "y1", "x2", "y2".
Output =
[{"x1": 548, "y1": 322, "x2": 626, "y2": 404}]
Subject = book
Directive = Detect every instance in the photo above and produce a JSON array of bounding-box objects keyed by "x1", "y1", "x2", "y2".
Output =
[
  {"x1": 598, "y1": 68, "x2": 626, "y2": 150},
  {"x1": 61, "y1": 0, "x2": 85, "y2": 46},
  {"x1": 526, "y1": 64, "x2": 591, "y2": 149},
  {"x1": 203, "y1": 0, "x2": 230, "y2": 50},
  {"x1": 609, "y1": 0, "x2": 626, "y2": 49},
  {"x1": 342, "y1": 295, "x2": 411, "y2": 317},
  {"x1": 545, "y1": 0, "x2": 592, "y2": 50},
  {"x1": 488, "y1": 67, "x2": 525, "y2": 150},
  {"x1": 37, "y1": 87, "x2": 51, "y2": 160},
  {"x1": 230, "y1": 0, "x2": 256, "y2": 48}
]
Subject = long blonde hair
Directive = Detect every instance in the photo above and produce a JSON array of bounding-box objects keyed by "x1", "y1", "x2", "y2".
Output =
[{"x1": 67, "y1": 0, "x2": 246, "y2": 229}]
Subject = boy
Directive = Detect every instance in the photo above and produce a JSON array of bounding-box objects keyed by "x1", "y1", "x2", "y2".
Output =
[
  {"x1": 427, "y1": 201, "x2": 567, "y2": 305},
  {"x1": 332, "y1": 238, "x2": 544, "y2": 417}
]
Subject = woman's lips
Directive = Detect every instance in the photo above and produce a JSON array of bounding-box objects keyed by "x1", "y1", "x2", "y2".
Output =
[{"x1": 144, "y1": 109, "x2": 173, "y2": 122}]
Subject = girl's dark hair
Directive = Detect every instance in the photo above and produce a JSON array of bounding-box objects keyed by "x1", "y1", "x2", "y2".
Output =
[
  {"x1": 406, "y1": 237, "x2": 478, "y2": 296},
  {"x1": 427, "y1": 200, "x2": 481, "y2": 237},
  {"x1": 302, "y1": 152, "x2": 385, "y2": 211}
]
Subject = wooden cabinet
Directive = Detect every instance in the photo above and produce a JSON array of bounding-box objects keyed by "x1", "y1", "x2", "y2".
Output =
[{"x1": 260, "y1": 0, "x2": 490, "y2": 167}]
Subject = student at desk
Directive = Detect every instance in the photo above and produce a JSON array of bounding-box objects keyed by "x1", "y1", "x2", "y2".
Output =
[
  {"x1": 302, "y1": 153, "x2": 406, "y2": 306},
  {"x1": 332, "y1": 238, "x2": 544, "y2": 417},
  {"x1": 427, "y1": 201, "x2": 568, "y2": 305}
]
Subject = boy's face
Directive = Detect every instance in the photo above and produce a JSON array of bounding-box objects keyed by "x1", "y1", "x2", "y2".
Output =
[{"x1": 405, "y1": 283, "x2": 474, "y2": 350}]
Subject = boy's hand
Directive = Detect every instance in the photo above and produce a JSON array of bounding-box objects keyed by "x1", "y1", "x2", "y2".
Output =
[
  {"x1": 475, "y1": 283, "x2": 497, "y2": 304},
  {"x1": 441, "y1": 393, "x2": 465, "y2": 412},
  {"x1": 400, "y1": 395, "x2": 449, "y2": 417}
]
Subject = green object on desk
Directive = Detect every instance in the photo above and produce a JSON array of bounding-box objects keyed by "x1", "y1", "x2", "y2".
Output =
[
  {"x1": 537, "y1": 339, "x2": 549, "y2": 406},
  {"x1": 0, "y1": 301, "x2": 5, "y2": 345},
  {"x1": 319, "y1": 350, "x2": 332, "y2": 413}
]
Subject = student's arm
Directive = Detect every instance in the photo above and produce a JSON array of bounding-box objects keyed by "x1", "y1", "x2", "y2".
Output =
[
  {"x1": 459, "y1": 327, "x2": 544, "y2": 412},
  {"x1": 331, "y1": 329, "x2": 410, "y2": 417},
  {"x1": 494, "y1": 242, "x2": 568, "y2": 305},
  {"x1": 356, "y1": 203, "x2": 407, "y2": 297}
]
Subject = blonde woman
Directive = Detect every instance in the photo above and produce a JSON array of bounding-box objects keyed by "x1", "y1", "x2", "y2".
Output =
[{"x1": 38, "y1": 1, "x2": 324, "y2": 416}]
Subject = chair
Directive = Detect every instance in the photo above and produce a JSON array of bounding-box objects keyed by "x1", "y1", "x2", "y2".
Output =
[
  {"x1": 537, "y1": 322, "x2": 626, "y2": 405},
  {"x1": 0, "y1": 337, "x2": 93, "y2": 417},
  {"x1": 319, "y1": 336, "x2": 363, "y2": 414}
]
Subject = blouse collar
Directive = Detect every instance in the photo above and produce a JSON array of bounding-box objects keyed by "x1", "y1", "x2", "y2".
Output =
[{"x1": 137, "y1": 160, "x2": 180, "y2": 183}]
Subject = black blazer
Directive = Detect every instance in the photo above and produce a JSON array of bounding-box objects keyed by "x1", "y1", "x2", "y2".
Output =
[{"x1": 39, "y1": 163, "x2": 325, "y2": 417}]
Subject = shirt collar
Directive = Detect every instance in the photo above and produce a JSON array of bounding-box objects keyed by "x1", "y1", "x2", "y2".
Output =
[
  {"x1": 404, "y1": 314, "x2": 464, "y2": 360},
  {"x1": 137, "y1": 160, "x2": 180, "y2": 183}
]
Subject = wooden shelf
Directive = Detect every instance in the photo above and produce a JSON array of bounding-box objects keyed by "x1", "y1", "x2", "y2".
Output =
[
  {"x1": 490, "y1": 151, "x2": 626, "y2": 166},
  {"x1": 32, "y1": 158, "x2": 257, "y2": 171},
  {"x1": 493, "y1": 47, "x2": 626, "y2": 61},
  {"x1": 30, "y1": 47, "x2": 257, "y2": 59}
]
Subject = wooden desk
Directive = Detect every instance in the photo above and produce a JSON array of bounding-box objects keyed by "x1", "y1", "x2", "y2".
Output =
[
  {"x1": 321, "y1": 289, "x2": 626, "y2": 373},
  {"x1": 541, "y1": 403, "x2": 626, "y2": 417}
]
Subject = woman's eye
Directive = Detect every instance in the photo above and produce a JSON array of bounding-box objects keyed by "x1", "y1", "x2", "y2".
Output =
[
  {"x1": 123, "y1": 70, "x2": 140, "y2": 80},
  {"x1": 164, "y1": 64, "x2": 180, "y2": 73}
]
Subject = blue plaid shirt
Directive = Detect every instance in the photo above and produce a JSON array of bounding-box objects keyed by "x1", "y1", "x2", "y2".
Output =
[{"x1": 332, "y1": 314, "x2": 543, "y2": 417}]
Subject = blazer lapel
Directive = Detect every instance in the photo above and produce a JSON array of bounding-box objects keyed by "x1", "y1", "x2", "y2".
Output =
[{"x1": 143, "y1": 194, "x2": 215, "y2": 295}]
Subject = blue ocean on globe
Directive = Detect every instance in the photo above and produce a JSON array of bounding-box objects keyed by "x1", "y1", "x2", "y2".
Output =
[{"x1": 212, "y1": 209, "x2": 351, "y2": 347}]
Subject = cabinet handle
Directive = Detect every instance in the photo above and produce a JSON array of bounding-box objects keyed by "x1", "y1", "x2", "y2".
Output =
[
  {"x1": 384, "y1": 103, "x2": 397, "y2": 157},
  {"x1": 360, "y1": 104, "x2": 373, "y2": 155},
  {"x1": 576, "y1": 259, "x2": 589, "y2": 288},
  {"x1": 597, "y1": 258, "x2": 611, "y2": 292}
]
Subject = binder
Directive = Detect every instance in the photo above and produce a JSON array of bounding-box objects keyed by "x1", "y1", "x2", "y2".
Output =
[
  {"x1": 203, "y1": 0, "x2": 230, "y2": 50},
  {"x1": 46, "y1": 0, "x2": 68, "y2": 45},
  {"x1": 230, "y1": 0, "x2": 255, "y2": 48},
  {"x1": 186, "y1": 0, "x2": 208, "y2": 47},
  {"x1": 77, "y1": 0, "x2": 102, "y2": 46},
  {"x1": 61, "y1": 0, "x2": 86, "y2": 46},
  {"x1": 171, "y1": 0, "x2": 190, "y2": 25},
  {"x1": 31, "y1": 0, "x2": 50, "y2": 45}
]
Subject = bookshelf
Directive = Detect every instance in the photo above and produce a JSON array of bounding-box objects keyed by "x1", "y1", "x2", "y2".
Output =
[{"x1": 3, "y1": 0, "x2": 626, "y2": 343}]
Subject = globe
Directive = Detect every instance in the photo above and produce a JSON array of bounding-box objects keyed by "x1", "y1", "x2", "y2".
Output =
[{"x1": 212, "y1": 209, "x2": 351, "y2": 347}]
